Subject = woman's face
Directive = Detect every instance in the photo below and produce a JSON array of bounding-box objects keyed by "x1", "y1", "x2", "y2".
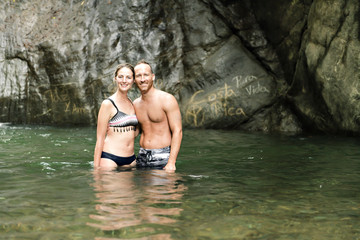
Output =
[{"x1": 114, "y1": 67, "x2": 134, "y2": 92}]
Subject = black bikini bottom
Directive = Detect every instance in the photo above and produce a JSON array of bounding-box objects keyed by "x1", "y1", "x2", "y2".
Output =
[{"x1": 101, "y1": 151, "x2": 136, "y2": 166}]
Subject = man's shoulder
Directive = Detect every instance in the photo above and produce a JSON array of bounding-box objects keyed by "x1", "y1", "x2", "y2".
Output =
[
  {"x1": 156, "y1": 89, "x2": 175, "y2": 100},
  {"x1": 156, "y1": 90, "x2": 179, "y2": 110},
  {"x1": 133, "y1": 96, "x2": 141, "y2": 105}
]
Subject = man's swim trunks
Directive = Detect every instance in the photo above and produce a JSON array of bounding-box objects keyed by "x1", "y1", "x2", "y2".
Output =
[
  {"x1": 101, "y1": 151, "x2": 136, "y2": 166},
  {"x1": 136, "y1": 146, "x2": 170, "y2": 168}
]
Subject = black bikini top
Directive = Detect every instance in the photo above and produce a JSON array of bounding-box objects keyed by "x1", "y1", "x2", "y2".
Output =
[{"x1": 107, "y1": 98, "x2": 138, "y2": 132}]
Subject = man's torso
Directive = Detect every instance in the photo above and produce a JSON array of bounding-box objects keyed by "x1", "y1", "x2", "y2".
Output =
[{"x1": 134, "y1": 91, "x2": 172, "y2": 149}]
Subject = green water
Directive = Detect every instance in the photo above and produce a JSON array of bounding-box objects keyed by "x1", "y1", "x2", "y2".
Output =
[{"x1": 0, "y1": 123, "x2": 360, "y2": 240}]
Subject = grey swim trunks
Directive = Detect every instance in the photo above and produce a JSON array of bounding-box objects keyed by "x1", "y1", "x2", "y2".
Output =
[{"x1": 136, "y1": 146, "x2": 170, "y2": 168}]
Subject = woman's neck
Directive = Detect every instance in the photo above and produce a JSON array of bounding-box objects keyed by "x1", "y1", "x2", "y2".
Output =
[{"x1": 114, "y1": 91, "x2": 129, "y2": 101}]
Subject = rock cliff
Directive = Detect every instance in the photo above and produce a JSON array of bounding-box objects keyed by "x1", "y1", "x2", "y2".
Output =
[{"x1": 0, "y1": 0, "x2": 359, "y2": 134}]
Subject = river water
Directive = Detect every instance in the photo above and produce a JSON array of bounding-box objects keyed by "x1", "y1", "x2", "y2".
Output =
[{"x1": 1, "y1": 123, "x2": 359, "y2": 239}]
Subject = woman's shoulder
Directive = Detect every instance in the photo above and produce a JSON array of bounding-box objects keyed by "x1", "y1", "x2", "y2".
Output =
[
  {"x1": 100, "y1": 97, "x2": 115, "y2": 109},
  {"x1": 101, "y1": 98, "x2": 111, "y2": 105}
]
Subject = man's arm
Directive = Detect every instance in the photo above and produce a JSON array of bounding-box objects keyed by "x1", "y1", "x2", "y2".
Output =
[{"x1": 163, "y1": 94, "x2": 182, "y2": 172}]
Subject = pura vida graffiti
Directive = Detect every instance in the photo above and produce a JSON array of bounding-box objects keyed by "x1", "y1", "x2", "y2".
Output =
[
  {"x1": 232, "y1": 75, "x2": 270, "y2": 95},
  {"x1": 185, "y1": 75, "x2": 270, "y2": 127}
]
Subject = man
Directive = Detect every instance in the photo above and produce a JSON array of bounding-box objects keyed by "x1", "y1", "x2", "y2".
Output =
[{"x1": 133, "y1": 60, "x2": 182, "y2": 171}]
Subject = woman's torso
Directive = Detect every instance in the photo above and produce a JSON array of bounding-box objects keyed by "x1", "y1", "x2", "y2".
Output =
[{"x1": 103, "y1": 98, "x2": 138, "y2": 157}]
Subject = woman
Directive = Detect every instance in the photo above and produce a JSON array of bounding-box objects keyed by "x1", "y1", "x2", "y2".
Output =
[{"x1": 94, "y1": 63, "x2": 139, "y2": 170}]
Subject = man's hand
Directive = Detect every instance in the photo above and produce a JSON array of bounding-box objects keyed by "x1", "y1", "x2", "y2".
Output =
[{"x1": 163, "y1": 163, "x2": 176, "y2": 172}]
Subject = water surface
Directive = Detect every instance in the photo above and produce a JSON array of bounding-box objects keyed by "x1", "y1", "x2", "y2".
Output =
[{"x1": 1, "y1": 124, "x2": 359, "y2": 239}]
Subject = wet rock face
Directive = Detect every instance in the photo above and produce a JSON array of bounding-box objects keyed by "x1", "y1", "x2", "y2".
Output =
[
  {"x1": 181, "y1": 36, "x2": 277, "y2": 130},
  {"x1": 291, "y1": 0, "x2": 360, "y2": 133},
  {"x1": 0, "y1": 0, "x2": 358, "y2": 134},
  {"x1": 252, "y1": 0, "x2": 360, "y2": 134}
]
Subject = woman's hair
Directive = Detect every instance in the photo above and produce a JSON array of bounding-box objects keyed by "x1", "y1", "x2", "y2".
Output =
[{"x1": 114, "y1": 63, "x2": 135, "y2": 78}]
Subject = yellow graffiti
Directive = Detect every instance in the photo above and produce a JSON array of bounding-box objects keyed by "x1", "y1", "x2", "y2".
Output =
[
  {"x1": 43, "y1": 86, "x2": 88, "y2": 116},
  {"x1": 72, "y1": 104, "x2": 87, "y2": 114},
  {"x1": 65, "y1": 102, "x2": 71, "y2": 112},
  {"x1": 44, "y1": 86, "x2": 73, "y2": 103},
  {"x1": 185, "y1": 105, "x2": 205, "y2": 127},
  {"x1": 185, "y1": 83, "x2": 247, "y2": 127},
  {"x1": 189, "y1": 90, "x2": 206, "y2": 105},
  {"x1": 208, "y1": 83, "x2": 237, "y2": 102}
]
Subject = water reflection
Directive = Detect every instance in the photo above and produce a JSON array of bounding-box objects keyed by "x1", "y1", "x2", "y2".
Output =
[{"x1": 88, "y1": 169, "x2": 186, "y2": 239}]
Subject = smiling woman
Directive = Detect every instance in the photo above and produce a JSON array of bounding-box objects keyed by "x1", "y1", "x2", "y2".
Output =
[{"x1": 93, "y1": 63, "x2": 139, "y2": 170}]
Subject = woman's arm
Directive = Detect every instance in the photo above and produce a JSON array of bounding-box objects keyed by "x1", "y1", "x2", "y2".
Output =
[{"x1": 94, "y1": 101, "x2": 112, "y2": 168}]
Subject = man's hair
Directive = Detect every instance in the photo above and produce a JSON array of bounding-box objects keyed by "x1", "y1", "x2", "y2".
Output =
[
  {"x1": 114, "y1": 63, "x2": 135, "y2": 78},
  {"x1": 135, "y1": 59, "x2": 153, "y2": 73}
]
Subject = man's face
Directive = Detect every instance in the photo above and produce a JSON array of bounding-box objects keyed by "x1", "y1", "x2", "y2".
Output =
[{"x1": 134, "y1": 63, "x2": 155, "y2": 93}]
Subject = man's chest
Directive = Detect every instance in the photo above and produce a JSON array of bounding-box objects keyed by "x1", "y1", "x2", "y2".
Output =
[{"x1": 137, "y1": 105, "x2": 166, "y2": 124}]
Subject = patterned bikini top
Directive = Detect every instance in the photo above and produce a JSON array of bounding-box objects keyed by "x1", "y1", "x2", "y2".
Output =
[{"x1": 107, "y1": 98, "x2": 138, "y2": 132}]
